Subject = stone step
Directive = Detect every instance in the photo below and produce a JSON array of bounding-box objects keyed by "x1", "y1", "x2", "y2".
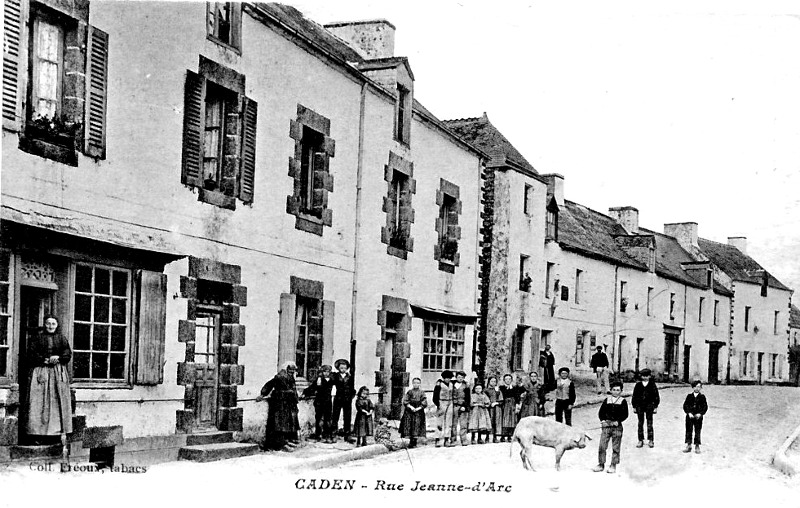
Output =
[
  {"x1": 178, "y1": 442, "x2": 260, "y2": 463},
  {"x1": 10, "y1": 443, "x2": 64, "y2": 460},
  {"x1": 185, "y1": 431, "x2": 234, "y2": 446}
]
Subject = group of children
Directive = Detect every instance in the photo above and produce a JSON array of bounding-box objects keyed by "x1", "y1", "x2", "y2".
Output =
[{"x1": 303, "y1": 360, "x2": 710, "y2": 464}]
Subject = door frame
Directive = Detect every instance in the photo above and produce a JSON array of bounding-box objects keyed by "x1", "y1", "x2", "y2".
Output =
[{"x1": 191, "y1": 307, "x2": 223, "y2": 431}]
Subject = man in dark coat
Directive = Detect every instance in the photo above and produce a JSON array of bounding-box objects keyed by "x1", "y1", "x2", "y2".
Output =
[
  {"x1": 449, "y1": 371, "x2": 471, "y2": 446},
  {"x1": 539, "y1": 344, "x2": 556, "y2": 392},
  {"x1": 257, "y1": 362, "x2": 300, "y2": 451},
  {"x1": 590, "y1": 346, "x2": 611, "y2": 394},
  {"x1": 631, "y1": 368, "x2": 660, "y2": 448},
  {"x1": 331, "y1": 359, "x2": 356, "y2": 441}
]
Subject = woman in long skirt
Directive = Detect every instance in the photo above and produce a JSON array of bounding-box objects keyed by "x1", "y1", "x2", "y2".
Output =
[
  {"x1": 518, "y1": 371, "x2": 546, "y2": 419},
  {"x1": 498, "y1": 374, "x2": 518, "y2": 442},
  {"x1": 257, "y1": 362, "x2": 301, "y2": 451},
  {"x1": 485, "y1": 376, "x2": 504, "y2": 443},
  {"x1": 399, "y1": 377, "x2": 427, "y2": 447},
  {"x1": 26, "y1": 316, "x2": 72, "y2": 444}
]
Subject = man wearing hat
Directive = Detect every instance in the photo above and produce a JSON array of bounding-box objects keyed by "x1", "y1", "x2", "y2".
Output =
[
  {"x1": 332, "y1": 358, "x2": 356, "y2": 442},
  {"x1": 590, "y1": 346, "x2": 611, "y2": 394},
  {"x1": 631, "y1": 368, "x2": 660, "y2": 448}
]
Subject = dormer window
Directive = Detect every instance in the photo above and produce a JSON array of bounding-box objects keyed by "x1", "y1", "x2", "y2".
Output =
[
  {"x1": 546, "y1": 199, "x2": 559, "y2": 241},
  {"x1": 395, "y1": 84, "x2": 411, "y2": 145},
  {"x1": 206, "y1": 2, "x2": 242, "y2": 51}
]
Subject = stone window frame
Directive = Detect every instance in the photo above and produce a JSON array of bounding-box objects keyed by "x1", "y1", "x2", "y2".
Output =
[
  {"x1": 286, "y1": 104, "x2": 336, "y2": 236},
  {"x1": 433, "y1": 178, "x2": 462, "y2": 273},
  {"x1": 206, "y1": 2, "x2": 242, "y2": 53},
  {"x1": 381, "y1": 151, "x2": 416, "y2": 259}
]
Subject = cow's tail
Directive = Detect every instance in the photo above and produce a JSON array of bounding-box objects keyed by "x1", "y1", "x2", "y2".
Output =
[{"x1": 509, "y1": 431, "x2": 516, "y2": 458}]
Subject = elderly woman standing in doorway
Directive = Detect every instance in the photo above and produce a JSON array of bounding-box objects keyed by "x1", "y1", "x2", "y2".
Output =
[
  {"x1": 257, "y1": 361, "x2": 301, "y2": 451},
  {"x1": 27, "y1": 316, "x2": 72, "y2": 444}
]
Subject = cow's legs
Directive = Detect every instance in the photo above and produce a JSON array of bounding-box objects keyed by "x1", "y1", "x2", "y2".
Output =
[{"x1": 554, "y1": 445, "x2": 565, "y2": 471}]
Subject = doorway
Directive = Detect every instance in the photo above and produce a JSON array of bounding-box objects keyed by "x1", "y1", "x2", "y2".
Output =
[
  {"x1": 708, "y1": 342, "x2": 722, "y2": 384},
  {"x1": 635, "y1": 338, "x2": 644, "y2": 373},
  {"x1": 192, "y1": 310, "x2": 221, "y2": 431},
  {"x1": 18, "y1": 286, "x2": 56, "y2": 444},
  {"x1": 664, "y1": 333, "x2": 680, "y2": 380},
  {"x1": 682, "y1": 345, "x2": 691, "y2": 383}
]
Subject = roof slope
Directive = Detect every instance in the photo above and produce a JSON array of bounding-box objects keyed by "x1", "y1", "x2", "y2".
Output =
[
  {"x1": 697, "y1": 238, "x2": 791, "y2": 291},
  {"x1": 641, "y1": 228, "x2": 731, "y2": 293},
  {"x1": 442, "y1": 115, "x2": 537, "y2": 174}
]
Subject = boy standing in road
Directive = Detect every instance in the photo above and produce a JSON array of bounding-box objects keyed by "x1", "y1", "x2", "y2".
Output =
[
  {"x1": 593, "y1": 381, "x2": 629, "y2": 474},
  {"x1": 450, "y1": 371, "x2": 472, "y2": 446},
  {"x1": 683, "y1": 380, "x2": 708, "y2": 454},
  {"x1": 632, "y1": 368, "x2": 660, "y2": 448},
  {"x1": 554, "y1": 367, "x2": 576, "y2": 426}
]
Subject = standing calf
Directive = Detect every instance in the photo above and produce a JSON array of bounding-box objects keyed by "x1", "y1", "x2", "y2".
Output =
[{"x1": 511, "y1": 416, "x2": 591, "y2": 471}]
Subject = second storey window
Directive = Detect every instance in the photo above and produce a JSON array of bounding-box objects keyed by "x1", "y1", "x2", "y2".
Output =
[
  {"x1": 395, "y1": 84, "x2": 411, "y2": 144},
  {"x1": 545, "y1": 262, "x2": 555, "y2": 298},
  {"x1": 669, "y1": 292, "x2": 676, "y2": 320},
  {"x1": 434, "y1": 179, "x2": 462, "y2": 272},
  {"x1": 206, "y1": 2, "x2": 241, "y2": 50},
  {"x1": 619, "y1": 281, "x2": 628, "y2": 312},
  {"x1": 381, "y1": 152, "x2": 416, "y2": 259},
  {"x1": 713, "y1": 299, "x2": 719, "y2": 325},
  {"x1": 744, "y1": 306, "x2": 751, "y2": 331},
  {"x1": 182, "y1": 57, "x2": 258, "y2": 209},
  {"x1": 546, "y1": 199, "x2": 558, "y2": 240},
  {"x1": 524, "y1": 184, "x2": 533, "y2": 215},
  {"x1": 32, "y1": 17, "x2": 63, "y2": 120},
  {"x1": 699, "y1": 297, "x2": 705, "y2": 322}
]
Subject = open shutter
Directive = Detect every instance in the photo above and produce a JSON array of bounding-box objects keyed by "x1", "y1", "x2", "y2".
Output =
[
  {"x1": 239, "y1": 95, "x2": 257, "y2": 204},
  {"x1": 181, "y1": 71, "x2": 205, "y2": 187},
  {"x1": 528, "y1": 327, "x2": 541, "y2": 372},
  {"x1": 2, "y1": 0, "x2": 22, "y2": 130},
  {"x1": 84, "y1": 25, "x2": 109, "y2": 158},
  {"x1": 135, "y1": 270, "x2": 167, "y2": 385},
  {"x1": 311, "y1": 152, "x2": 327, "y2": 215},
  {"x1": 277, "y1": 293, "x2": 297, "y2": 369},
  {"x1": 322, "y1": 300, "x2": 334, "y2": 365}
]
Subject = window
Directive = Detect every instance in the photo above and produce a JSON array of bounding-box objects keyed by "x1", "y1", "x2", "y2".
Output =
[
  {"x1": 394, "y1": 84, "x2": 411, "y2": 144},
  {"x1": 31, "y1": 17, "x2": 64, "y2": 121},
  {"x1": 381, "y1": 152, "x2": 416, "y2": 258},
  {"x1": 742, "y1": 351, "x2": 750, "y2": 376},
  {"x1": 524, "y1": 184, "x2": 533, "y2": 215},
  {"x1": 422, "y1": 320, "x2": 465, "y2": 371},
  {"x1": 575, "y1": 330, "x2": 588, "y2": 365},
  {"x1": 760, "y1": 272, "x2": 768, "y2": 297},
  {"x1": 434, "y1": 179, "x2": 462, "y2": 271},
  {"x1": 669, "y1": 292, "x2": 676, "y2": 320},
  {"x1": 561, "y1": 285, "x2": 569, "y2": 301},
  {"x1": 713, "y1": 300, "x2": 719, "y2": 326},
  {"x1": 72, "y1": 264, "x2": 131, "y2": 381},
  {"x1": 744, "y1": 306, "x2": 751, "y2": 331},
  {"x1": 390, "y1": 171, "x2": 410, "y2": 248},
  {"x1": 770, "y1": 354, "x2": 778, "y2": 378},
  {"x1": 706, "y1": 270, "x2": 713, "y2": 288},
  {"x1": 619, "y1": 281, "x2": 628, "y2": 312},
  {"x1": 519, "y1": 255, "x2": 531, "y2": 291},
  {"x1": 298, "y1": 126, "x2": 326, "y2": 216},
  {"x1": 206, "y1": 2, "x2": 241, "y2": 50},
  {"x1": 546, "y1": 202, "x2": 558, "y2": 240},
  {"x1": 0, "y1": 251, "x2": 10, "y2": 378},
  {"x1": 575, "y1": 269, "x2": 582, "y2": 304},
  {"x1": 545, "y1": 262, "x2": 555, "y2": 298},
  {"x1": 295, "y1": 297, "x2": 323, "y2": 380},
  {"x1": 182, "y1": 58, "x2": 258, "y2": 208},
  {"x1": 699, "y1": 297, "x2": 705, "y2": 323},
  {"x1": 194, "y1": 313, "x2": 219, "y2": 365},
  {"x1": 510, "y1": 326, "x2": 525, "y2": 371},
  {"x1": 647, "y1": 287, "x2": 653, "y2": 316},
  {"x1": 774, "y1": 311, "x2": 779, "y2": 335}
]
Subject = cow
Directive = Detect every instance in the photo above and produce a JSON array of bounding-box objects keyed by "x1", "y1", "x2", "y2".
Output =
[{"x1": 511, "y1": 416, "x2": 591, "y2": 471}]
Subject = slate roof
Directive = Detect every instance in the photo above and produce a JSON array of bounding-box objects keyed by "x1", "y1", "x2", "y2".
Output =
[
  {"x1": 559, "y1": 201, "x2": 645, "y2": 269},
  {"x1": 442, "y1": 115, "x2": 538, "y2": 174},
  {"x1": 790, "y1": 304, "x2": 800, "y2": 329},
  {"x1": 697, "y1": 238, "x2": 791, "y2": 292}
]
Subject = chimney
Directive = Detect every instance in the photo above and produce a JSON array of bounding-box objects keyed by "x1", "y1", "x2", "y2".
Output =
[
  {"x1": 664, "y1": 222, "x2": 698, "y2": 251},
  {"x1": 608, "y1": 206, "x2": 639, "y2": 235},
  {"x1": 728, "y1": 236, "x2": 747, "y2": 254},
  {"x1": 324, "y1": 19, "x2": 396, "y2": 59},
  {"x1": 541, "y1": 173, "x2": 565, "y2": 208}
]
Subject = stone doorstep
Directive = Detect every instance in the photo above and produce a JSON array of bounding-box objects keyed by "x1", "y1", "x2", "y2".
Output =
[
  {"x1": 178, "y1": 442, "x2": 260, "y2": 463},
  {"x1": 185, "y1": 431, "x2": 234, "y2": 446}
]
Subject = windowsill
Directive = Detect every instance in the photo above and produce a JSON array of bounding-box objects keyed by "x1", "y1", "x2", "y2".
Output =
[
  {"x1": 387, "y1": 245, "x2": 409, "y2": 260},
  {"x1": 393, "y1": 138, "x2": 410, "y2": 148},
  {"x1": 297, "y1": 211, "x2": 323, "y2": 224},
  {"x1": 19, "y1": 134, "x2": 78, "y2": 166},
  {"x1": 198, "y1": 188, "x2": 236, "y2": 210},
  {"x1": 206, "y1": 34, "x2": 242, "y2": 55},
  {"x1": 71, "y1": 381, "x2": 133, "y2": 390},
  {"x1": 438, "y1": 260, "x2": 456, "y2": 274}
]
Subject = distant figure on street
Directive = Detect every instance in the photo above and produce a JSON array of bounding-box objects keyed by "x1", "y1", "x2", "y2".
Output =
[
  {"x1": 590, "y1": 346, "x2": 611, "y2": 394},
  {"x1": 554, "y1": 367, "x2": 577, "y2": 426},
  {"x1": 593, "y1": 381, "x2": 629, "y2": 474},
  {"x1": 683, "y1": 380, "x2": 708, "y2": 454},
  {"x1": 632, "y1": 368, "x2": 660, "y2": 448},
  {"x1": 540, "y1": 344, "x2": 557, "y2": 392},
  {"x1": 257, "y1": 361, "x2": 300, "y2": 451}
]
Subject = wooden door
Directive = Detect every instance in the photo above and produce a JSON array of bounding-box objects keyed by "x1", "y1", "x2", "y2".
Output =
[
  {"x1": 682, "y1": 345, "x2": 691, "y2": 383},
  {"x1": 19, "y1": 286, "x2": 55, "y2": 442},
  {"x1": 708, "y1": 343, "x2": 720, "y2": 384},
  {"x1": 193, "y1": 312, "x2": 221, "y2": 430}
]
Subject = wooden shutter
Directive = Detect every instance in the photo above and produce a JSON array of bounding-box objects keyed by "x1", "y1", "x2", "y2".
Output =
[
  {"x1": 135, "y1": 270, "x2": 167, "y2": 385},
  {"x1": 2, "y1": 0, "x2": 22, "y2": 129},
  {"x1": 181, "y1": 71, "x2": 205, "y2": 187},
  {"x1": 529, "y1": 327, "x2": 541, "y2": 372},
  {"x1": 277, "y1": 293, "x2": 297, "y2": 369},
  {"x1": 322, "y1": 300, "x2": 334, "y2": 365},
  {"x1": 239, "y1": 95, "x2": 257, "y2": 204},
  {"x1": 84, "y1": 25, "x2": 109, "y2": 159},
  {"x1": 311, "y1": 152, "x2": 327, "y2": 215}
]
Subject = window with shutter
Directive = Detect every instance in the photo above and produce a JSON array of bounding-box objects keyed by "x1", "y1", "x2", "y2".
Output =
[
  {"x1": 381, "y1": 152, "x2": 415, "y2": 259},
  {"x1": 135, "y1": 270, "x2": 167, "y2": 385},
  {"x1": 181, "y1": 59, "x2": 255, "y2": 209},
  {"x1": 286, "y1": 104, "x2": 335, "y2": 235},
  {"x1": 3, "y1": 0, "x2": 23, "y2": 130},
  {"x1": 434, "y1": 179, "x2": 462, "y2": 272}
]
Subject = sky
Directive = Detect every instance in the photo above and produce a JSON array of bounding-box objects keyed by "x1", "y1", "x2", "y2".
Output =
[{"x1": 285, "y1": 0, "x2": 800, "y2": 297}]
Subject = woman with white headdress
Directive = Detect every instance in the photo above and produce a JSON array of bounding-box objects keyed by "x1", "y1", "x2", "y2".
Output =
[{"x1": 257, "y1": 361, "x2": 300, "y2": 451}]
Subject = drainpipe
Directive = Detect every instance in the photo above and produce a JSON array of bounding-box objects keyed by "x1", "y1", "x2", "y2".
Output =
[
  {"x1": 683, "y1": 284, "x2": 688, "y2": 382},
  {"x1": 612, "y1": 266, "x2": 619, "y2": 374},
  {"x1": 350, "y1": 82, "x2": 367, "y2": 378}
]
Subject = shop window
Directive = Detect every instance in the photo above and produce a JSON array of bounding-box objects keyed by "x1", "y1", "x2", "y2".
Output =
[
  {"x1": 422, "y1": 320, "x2": 464, "y2": 371},
  {"x1": 72, "y1": 264, "x2": 131, "y2": 381},
  {"x1": 206, "y1": 2, "x2": 242, "y2": 50}
]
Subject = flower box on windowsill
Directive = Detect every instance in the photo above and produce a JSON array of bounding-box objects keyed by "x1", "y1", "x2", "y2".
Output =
[
  {"x1": 198, "y1": 188, "x2": 236, "y2": 210},
  {"x1": 20, "y1": 134, "x2": 78, "y2": 166}
]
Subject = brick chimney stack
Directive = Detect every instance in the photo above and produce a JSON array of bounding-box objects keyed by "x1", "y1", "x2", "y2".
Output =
[
  {"x1": 324, "y1": 19, "x2": 396, "y2": 59},
  {"x1": 541, "y1": 173, "x2": 565, "y2": 208},
  {"x1": 609, "y1": 206, "x2": 639, "y2": 235}
]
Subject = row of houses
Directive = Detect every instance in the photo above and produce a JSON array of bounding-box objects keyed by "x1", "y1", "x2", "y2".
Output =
[{"x1": 1, "y1": 1, "x2": 795, "y2": 462}]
